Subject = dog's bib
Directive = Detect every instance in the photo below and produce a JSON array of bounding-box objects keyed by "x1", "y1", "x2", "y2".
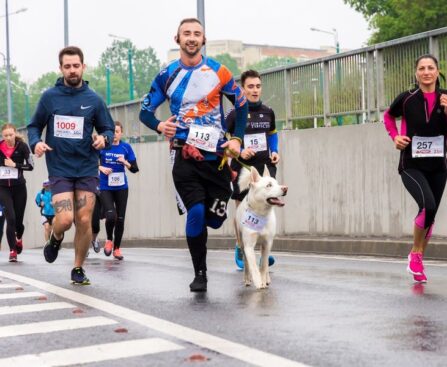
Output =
[
  {"x1": 54, "y1": 115, "x2": 84, "y2": 139},
  {"x1": 411, "y1": 135, "x2": 444, "y2": 158},
  {"x1": 241, "y1": 209, "x2": 268, "y2": 232}
]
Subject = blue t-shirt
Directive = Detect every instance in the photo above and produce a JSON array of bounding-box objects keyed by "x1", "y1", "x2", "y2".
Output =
[{"x1": 99, "y1": 141, "x2": 136, "y2": 191}]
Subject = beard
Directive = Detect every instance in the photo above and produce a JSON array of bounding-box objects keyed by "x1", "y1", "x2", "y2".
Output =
[
  {"x1": 180, "y1": 42, "x2": 202, "y2": 57},
  {"x1": 64, "y1": 75, "x2": 82, "y2": 87}
]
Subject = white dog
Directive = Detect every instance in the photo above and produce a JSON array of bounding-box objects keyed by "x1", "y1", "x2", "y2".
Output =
[{"x1": 235, "y1": 166, "x2": 288, "y2": 289}]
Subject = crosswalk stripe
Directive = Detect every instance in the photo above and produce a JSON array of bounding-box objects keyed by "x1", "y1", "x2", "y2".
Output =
[
  {"x1": 0, "y1": 284, "x2": 21, "y2": 289},
  {"x1": 0, "y1": 270, "x2": 310, "y2": 367},
  {"x1": 0, "y1": 291, "x2": 44, "y2": 300},
  {"x1": 0, "y1": 316, "x2": 117, "y2": 338},
  {"x1": 0, "y1": 302, "x2": 75, "y2": 316},
  {"x1": 0, "y1": 337, "x2": 184, "y2": 367}
]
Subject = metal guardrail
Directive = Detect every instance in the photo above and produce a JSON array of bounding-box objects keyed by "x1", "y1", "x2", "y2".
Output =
[{"x1": 21, "y1": 27, "x2": 447, "y2": 140}]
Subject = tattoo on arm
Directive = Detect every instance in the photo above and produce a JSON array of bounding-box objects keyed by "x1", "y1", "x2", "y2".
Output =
[{"x1": 54, "y1": 199, "x2": 73, "y2": 213}]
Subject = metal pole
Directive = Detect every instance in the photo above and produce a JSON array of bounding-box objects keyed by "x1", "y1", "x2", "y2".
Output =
[
  {"x1": 334, "y1": 28, "x2": 343, "y2": 126},
  {"x1": 64, "y1": 0, "x2": 69, "y2": 46},
  {"x1": 106, "y1": 65, "x2": 111, "y2": 105},
  {"x1": 197, "y1": 0, "x2": 206, "y2": 56},
  {"x1": 5, "y1": 0, "x2": 12, "y2": 122},
  {"x1": 313, "y1": 81, "x2": 317, "y2": 128},
  {"x1": 24, "y1": 88, "x2": 30, "y2": 123},
  {"x1": 128, "y1": 49, "x2": 134, "y2": 100}
]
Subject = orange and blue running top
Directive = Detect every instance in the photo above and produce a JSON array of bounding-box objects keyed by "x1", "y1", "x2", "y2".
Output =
[{"x1": 140, "y1": 56, "x2": 247, "y2": 153}]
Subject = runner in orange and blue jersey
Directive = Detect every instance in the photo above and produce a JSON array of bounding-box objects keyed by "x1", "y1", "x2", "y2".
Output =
[{"x1": 140, "y1": 17, "x2": 247, "y2": 292}]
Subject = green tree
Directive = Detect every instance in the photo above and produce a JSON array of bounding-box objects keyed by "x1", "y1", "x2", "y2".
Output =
[
  {"x1": 248, "y1": 56, "x2": 296, "y2": 71},
  {"x1": 99, "y1": 40, "x2": 160, "y2": 101},
  {"x1": 213, "y1": 53, "x2": 240, "y2": 76},
  {"x1": 343, "y1": 0, "x2": 447, "y2": 43},
  {"x1": 84, "y1": 66, "x2": 128, "y2": 105},
  {"x1": 0, "y1": 66, "x2": 29, "y2": 126}
]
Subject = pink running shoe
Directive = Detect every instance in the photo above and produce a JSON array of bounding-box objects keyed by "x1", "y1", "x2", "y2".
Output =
[
  {"x1": 104, "y1": 240, "x2": 113, "y2": 257},
  {"x1": 407, "y1": 252, "x2": 424, "y2": 275},
  {"x1": 413, "y1": 272, "x2": 427, "y2": 283}
]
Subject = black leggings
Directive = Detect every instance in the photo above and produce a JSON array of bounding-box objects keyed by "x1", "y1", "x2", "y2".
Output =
[
  {"x1": 401, "y1": 169, "x2": 447, "y2": 230},
  {"x1": 0, "y1": 184, "x2": 27, "y2": 251},
  {"x1": 100, "y1": 189, "x2": 128, "y2": 249},
  {"x1": 91, "y1": 194, "x2": 102, "y2": 235}
]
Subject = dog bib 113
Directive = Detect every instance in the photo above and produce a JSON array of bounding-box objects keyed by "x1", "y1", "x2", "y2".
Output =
[
  {"x1": 241, "y1": 209, "x2": 268, "y2": 232},
  {"x1": 186, "y1": 124, "x2": 220, "y2": 152}
]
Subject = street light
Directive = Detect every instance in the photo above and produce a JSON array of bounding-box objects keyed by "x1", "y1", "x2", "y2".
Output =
[
  {"x1": 108, "y1": 34, "x2": 135, "y2": 101},
  {"x1": 310, "y1": 27, "x2": 339, "y2": 54},
  {"x1": 311, "y1": 78, "x2": 319, "y2": 129},
  {"x1": 310, "y1": 26, "x2": 342, "y2": 126},
  {"x1": 2, "y1": 1, "x2": 28, "y2": 123}
]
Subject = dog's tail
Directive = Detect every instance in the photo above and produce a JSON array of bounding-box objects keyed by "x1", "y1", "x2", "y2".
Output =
[{"x1": 238, "y1": 167, "x2": 252, "y2": 192}]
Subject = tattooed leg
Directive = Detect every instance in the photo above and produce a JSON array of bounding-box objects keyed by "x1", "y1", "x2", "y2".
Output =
[
  {"x1": 74, "y1": 191, "x2": 95, "y2": 267},
  {"x1": 52, "y1": 192, "x2": 75, "y2": 240}
]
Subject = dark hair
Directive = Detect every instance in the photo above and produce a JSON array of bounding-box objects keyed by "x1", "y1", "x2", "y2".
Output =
[
  {"x1": 176, "y1": 18, "x2": 203, "y2": 40},
  {"x1": 59, "y1": 46, "x2": 84, "y2": 65},
  {"x1": 414, "y1": 54, "x2": 442, "y2": 89},
  {"x1": 241, "y1": 69, "x2": 261, "y2": 87},
  {"x1": 114, "y1": 121, "x2": 123, "y2": 131}
]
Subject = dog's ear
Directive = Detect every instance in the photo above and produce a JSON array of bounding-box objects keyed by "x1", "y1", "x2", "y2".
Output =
[
  {"x1": 262, "y1": 165, "x2": 270, "y2": 178},
  {"x1": 250, "y1": 167, "x2": 261, "y2": 183}
]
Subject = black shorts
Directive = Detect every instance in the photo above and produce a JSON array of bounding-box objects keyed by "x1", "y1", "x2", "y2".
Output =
[
  {"x1": 230, "y1": 160, "x2": 277, "y2": 201},
  {"x1": 172, "y1": 151, "x2": 232, "y2": 221},
  {"x1": 49, "y1": 176, "x2": 99, "y2": 196}
]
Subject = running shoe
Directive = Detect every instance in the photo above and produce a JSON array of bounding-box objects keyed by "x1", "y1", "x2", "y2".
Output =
[
  {"x1": 235, "y1": 244, "x2": 244, "y2": 269},
  {"x1": 259, "y1": 255, "x2": 276, "y2": 267},
  {"x1": 104, "y1": 240, "x2": 113, "y2": 256},
  {"x1": 413, "y1": 272, "x2": 427, "y2": 283},
  {"x1": 189, "y1": 270, "x2": 207, "y2": 292},
  {"x1": 15, "y1": 238, "x2": 23, "y2": 254},
  {"x1": 113, "y1": 248, "x2": 124, "y2": 260},
  {"x1": 43, "y1": 232, "x2": 64, "y2": 263},
  {"x1": 71, "y1": 267, "x2": 90, "y2": 285},
  {"x1": 407, "y1": 251, "x2": 424, "y2": 275},
  {"x1": 91, "y1": 239, "x2": 101, "y2": 253},
  {"x1": 9, "y1": 250, "x2": 17, "y2": 262}
]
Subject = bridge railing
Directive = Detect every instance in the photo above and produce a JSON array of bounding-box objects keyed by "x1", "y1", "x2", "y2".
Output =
[{"x1": 17, "y1": 27, "x2": 444, "y2": 141}]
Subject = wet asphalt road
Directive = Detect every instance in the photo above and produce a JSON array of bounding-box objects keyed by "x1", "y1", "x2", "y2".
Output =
[{"x1": 0, "y1": 247, "x2": 446, "y2": 367}]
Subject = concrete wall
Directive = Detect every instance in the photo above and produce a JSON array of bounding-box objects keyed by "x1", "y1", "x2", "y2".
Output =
[{"x1": 20, "y1": 123, "x2": 446, "y2": 249}]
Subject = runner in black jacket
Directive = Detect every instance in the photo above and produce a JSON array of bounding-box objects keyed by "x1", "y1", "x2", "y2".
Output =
[
  {"x1": 0, "y1": 123, "x2": 34, "y2": 262},
  {"x1": 384, "y1": 54, "x2": 447, "y2": 283}
]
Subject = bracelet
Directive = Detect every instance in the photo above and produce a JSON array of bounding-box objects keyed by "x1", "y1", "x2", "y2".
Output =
[{"x1": 229, "y1": 136, "x2": 242, "y2": 144}]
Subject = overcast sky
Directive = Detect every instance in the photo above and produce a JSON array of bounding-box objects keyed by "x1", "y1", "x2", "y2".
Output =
[{"x1": 0, "y1": 0, "x2": 371, "y2": 83}]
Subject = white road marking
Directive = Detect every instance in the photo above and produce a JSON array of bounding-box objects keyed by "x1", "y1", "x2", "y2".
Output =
[
  {"x1": 0, "y1": 270, "x2": 310, "y2": 367},
  {"x1": 0, "y1": 284, "x2": 21, "y2": 289},
  {"x1": 0, "y1": 316, "x2": 116, "y2": 338},
  {"x1": 0, "y1": 302, "x2": 75, "y2": 316},
  {"x1": 0, "y1": 291, "x2": 44, "y2": 300},
  {"x1": 0, "y1": 337, "x2": 183, "y2": 367}
]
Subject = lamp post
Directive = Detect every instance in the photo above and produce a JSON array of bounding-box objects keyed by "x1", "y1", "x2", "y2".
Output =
[
  {"x1": 311, "y1": 78, "x2": 318, "y2": 129},
  {"x1": 197, "y1": 0, "x2": 206, "y2": 56},
  {"x1": 2, "y1": 2, "x2": 28, "y2": 123},
  {"x1": 310, "y1": 27, "x2": 342, "y2": 126},
  {"x1": 108, "y1": 34, "x2": 135, "y2": 101},
  {"x1": 106, "y1": 64, "x2": 111, "y2": 105}
]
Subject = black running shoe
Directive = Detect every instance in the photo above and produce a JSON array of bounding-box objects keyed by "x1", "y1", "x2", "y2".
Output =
[
  {"x1": 189, "y1": 270, "x2": 207, "y2": 292},
  {"x1": 43, "y1": 232, "x2": 63, "y2": 263},
  {"x1": 71, "y1": 267, "x2": 90, "y2": 285}
]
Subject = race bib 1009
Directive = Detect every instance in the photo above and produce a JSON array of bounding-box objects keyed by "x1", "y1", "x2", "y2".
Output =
[{"x1": 54, "y1": 115, "x2": 84, "y2": 139}]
